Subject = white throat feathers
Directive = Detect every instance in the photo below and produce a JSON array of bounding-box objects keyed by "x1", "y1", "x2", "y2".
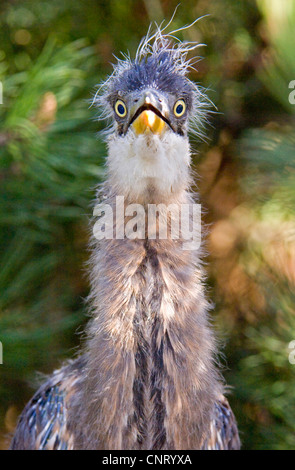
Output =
[{"x1": 107, "y1": 131, "x2": 191, "y2": 204}]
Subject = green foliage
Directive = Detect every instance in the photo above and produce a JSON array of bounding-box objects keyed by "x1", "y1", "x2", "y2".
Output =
[
  {"x1": 0, "y1": 33, "x2": 105, "y2": 435},
  {"x1": 229, "y1": 127, "x2": 295, "y2": 449},
  {"x1": 258, "y1": 0, "x2": 295, "y2": 113},
  {"x1": 231, "y1": 3, "x2": 295, "y2": 448}
]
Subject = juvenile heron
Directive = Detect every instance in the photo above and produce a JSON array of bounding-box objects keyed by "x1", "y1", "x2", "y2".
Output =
[{"x1": 11, "y1": 25, "x2": 240, "y2": 450}]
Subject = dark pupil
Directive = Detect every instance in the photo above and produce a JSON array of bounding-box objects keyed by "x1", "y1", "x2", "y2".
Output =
[
  {"x1": 176, "y1": 104, "x2": 183, "y2": 115},
  {"x1": 118, "y1": 104, "x2": 125, "y2": 115}
]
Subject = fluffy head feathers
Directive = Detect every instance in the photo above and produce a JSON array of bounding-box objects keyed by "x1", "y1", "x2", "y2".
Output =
[{"x1": 93, "y1": 19, "x2": 212, "y2": 140}]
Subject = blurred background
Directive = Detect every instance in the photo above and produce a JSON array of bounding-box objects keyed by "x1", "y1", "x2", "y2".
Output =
[{"x1": 0, "y1": 0, "x2": 295, "y2": 450}]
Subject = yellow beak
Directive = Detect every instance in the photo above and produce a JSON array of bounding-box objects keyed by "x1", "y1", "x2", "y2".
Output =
[{"x1": 132, "y1": 110, "x2": 166, "y2": 135}]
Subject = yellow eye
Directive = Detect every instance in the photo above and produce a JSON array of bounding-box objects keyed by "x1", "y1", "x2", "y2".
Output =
[
  {"x1": 174, "y1": 99, "x2": 186, "y2": 117},
  {"x1": 115, "y1": 100, "x2": 127, "y2": 117}
]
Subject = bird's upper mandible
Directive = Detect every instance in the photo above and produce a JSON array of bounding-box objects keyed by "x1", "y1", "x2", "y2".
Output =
[{"x1": 128, "y1": 89, "x2": 170, "y2": 135}]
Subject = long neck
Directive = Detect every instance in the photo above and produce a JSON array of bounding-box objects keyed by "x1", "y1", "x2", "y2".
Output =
[{"x1": 74, "y1": 136, "x2": 223, "y2": 450}]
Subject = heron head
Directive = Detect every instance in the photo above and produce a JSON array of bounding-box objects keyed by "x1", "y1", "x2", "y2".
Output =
[
  {"x1": 94, "y1": 26, "x2": 209, "y2": 201},
  {"x1": 106, "y1": 50, "x2": 194, "y2": 138}
]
